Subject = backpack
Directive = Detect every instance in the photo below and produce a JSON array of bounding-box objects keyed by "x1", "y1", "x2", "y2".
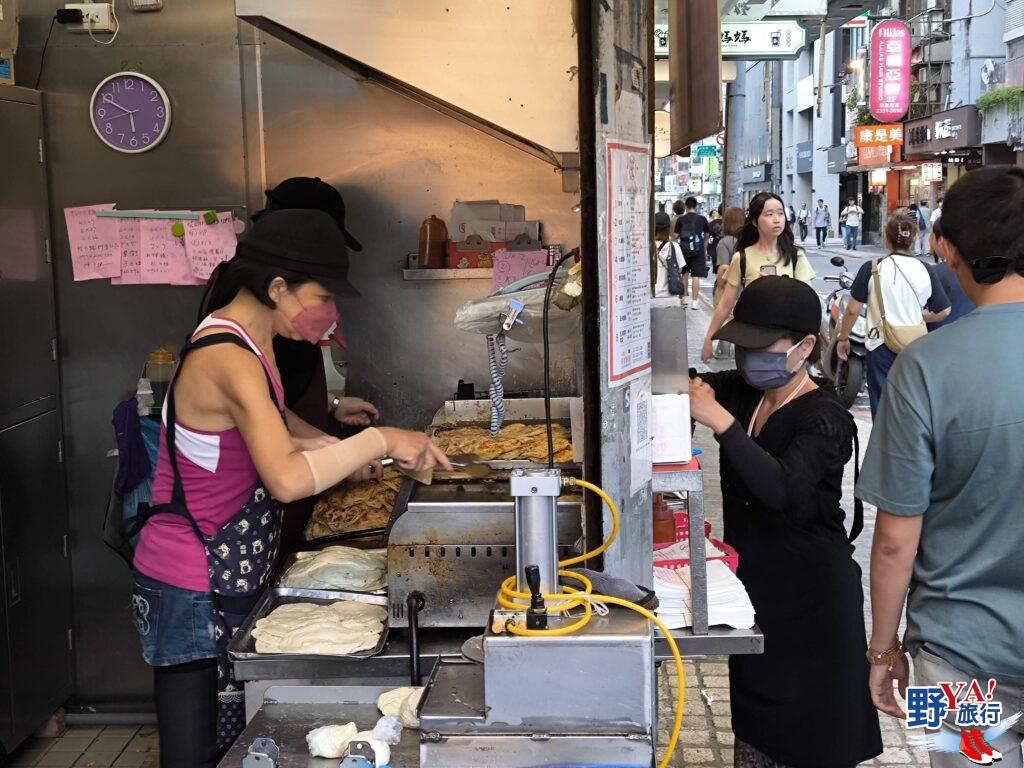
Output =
[
  {"x1": 658, "y1": 241, "x2": 686, "y2": 296},
  {"x1": 675, "y1": 214, "x2": 702, "y2": 260},
  {"x1": 707, "y1": 219, "x2": 724, "y2": 261}
]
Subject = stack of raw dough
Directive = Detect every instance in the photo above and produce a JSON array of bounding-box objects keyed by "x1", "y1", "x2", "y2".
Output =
[
  {"x1": 431, "y1": 422, "x2": 573, "y2": 463},
  {"x1": 278, "y1": 546, "x2": 387, "y2": 592},
  {"x1": 251, "y1": 601, "x2": 386, "y2": 655}
]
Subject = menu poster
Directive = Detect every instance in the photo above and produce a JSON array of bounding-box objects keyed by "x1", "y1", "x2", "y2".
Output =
[
  {"x1": 606, "y1": 141, "x2": 652, "y2": 387},
  {"x1": 65, "y1": 204, "x2": 121, "y2": 280},
  {"x1": 138, "y1": 217, "x2": 195, "y2": 285},
  {"x1": 183, "y1": 212, "x2": 237, "y2": 280},
  {"x1": 111, "y1": 217, "x2": 142, "y2": 285}
]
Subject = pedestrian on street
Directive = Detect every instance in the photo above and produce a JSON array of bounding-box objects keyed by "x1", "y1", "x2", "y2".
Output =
[
  {"x1": 930, "y1": 196, "x2": 943, "y2": 225},
  {"x1": 670, "y1": 198, "x2": 685, "y2": 241},
  {"x1": 835, "y1": 212, "x2": 951, "y2": 416},
  {"x1": 841, "y1": 197, "x2": 865, "y2": 251},
  {"x1": 690, "y1": 276, "x2": 882, "y2": 768},
  {"x1": 674, "y1": 196, "x2": 711, "y2": 309},
  {"x1": 797, "y1": 202, "x2": 809, "y2": 242},
  {"x1": 653, "y1": 211, "x2": 685, "y2": 300},
  {"x1": 923, "y1": 218, "x2": 974, "y2": 330},
  {"x1": 857, "y1": 166, "x2": 1024, "y2": 767},
  {"x1": 916, "y1": 200, "x2": 930, "y2": 254},
  {"x1": 814, "y1": 198, "x2": 830, "y2": 246},
  {"x1": 700, "y1": 192, "x2": 815, "y2": 362},
  {"x1": 787, "y1": 204, "x2": 796, "y2": 228}
]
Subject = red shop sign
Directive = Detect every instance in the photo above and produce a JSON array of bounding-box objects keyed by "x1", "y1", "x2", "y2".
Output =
[{"x1": 869, "y1": 20, "x2": 911, "y2": 124}]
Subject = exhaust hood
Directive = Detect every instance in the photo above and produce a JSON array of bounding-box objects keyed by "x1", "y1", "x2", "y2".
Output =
[{"x1": 236, "y1": 0, "x2": 580, "y2": 165}]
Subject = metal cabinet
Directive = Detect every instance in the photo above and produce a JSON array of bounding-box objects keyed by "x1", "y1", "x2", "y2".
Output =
[{"x1": 0, "y1": 85, "x2": 72, "y2": 754}]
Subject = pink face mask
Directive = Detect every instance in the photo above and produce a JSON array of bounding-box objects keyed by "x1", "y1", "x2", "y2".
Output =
[{"x1": 290, "y1": 299, "x2": 339, "y2": 344}]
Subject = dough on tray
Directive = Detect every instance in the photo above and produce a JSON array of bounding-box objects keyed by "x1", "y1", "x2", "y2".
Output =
[
  {"x1": 431, "y1": 422, "x2": 573, "y2": 464},
  {"x1": 278, "y1": 546, "x2": 387, "y2": 592},
  {"x1": 252, "y1": 601, "x2": 387, "y2": 655},
  {"x1": 304, "y1": 467, "x2": 403, "y2": 540}
]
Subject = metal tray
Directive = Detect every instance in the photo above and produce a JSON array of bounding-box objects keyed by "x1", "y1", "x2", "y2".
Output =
[
  {"x1": 273, "y1": 549, "x2": 388, "y2": 602},
  {"x1": 228, "y1": 591, "x2": 389, "y2": 662}
]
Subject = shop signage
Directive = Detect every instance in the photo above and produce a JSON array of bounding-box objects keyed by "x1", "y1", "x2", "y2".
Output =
[
  {"x1": 854, "y1": 123, "x2": 904, "y2": 147},
  {"x1": 904, "y1": 106, "x2": 982, "y2": 155},
  {"x1": 858, "y1": 145, "x2": 892, "y2": 165},
  {"x1": 869, "y1": 169, "x2": 888, "y2": 186},
  {"x1": 827, "y1": 144, "x2": 849, "y2": 174},
  {"x1": 921, "y1": 162, "x2": 943, "y2": 183},
  {"x1": 796, "y1": 140, "x2": 814, "y2": 173},
  {"x1": 695, "y1": 144, "x2": 718, "y2": 157},
  {"x1": 742, "y1": 163, "x2": 772, "y2": 183},
  {"x1": 721, "y1": 20, "x2": 807, "y2": 60},
  {"x1": 869, "y1": 20, "x2": 911, "y2": 123}
]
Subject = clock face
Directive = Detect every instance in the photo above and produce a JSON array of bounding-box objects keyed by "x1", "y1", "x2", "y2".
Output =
[{"x1": 90, "y1": 72, "x2": 171, "y2": 153}]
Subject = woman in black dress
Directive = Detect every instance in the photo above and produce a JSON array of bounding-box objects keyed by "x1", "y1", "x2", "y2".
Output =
[{"x1": 689, "y1": 275, "x2": 882, "y2": 768}]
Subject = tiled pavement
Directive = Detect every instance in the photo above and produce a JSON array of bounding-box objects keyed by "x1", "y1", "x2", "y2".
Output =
[{"x1": 8, "y1": 726, "x2": 158, "y2": 768}]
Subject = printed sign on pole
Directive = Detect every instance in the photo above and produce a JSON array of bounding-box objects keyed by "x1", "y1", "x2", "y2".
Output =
[
  {"x1": 869, "y1": 20, "x2": 911, "y2": 123},
  {"x1": 721, "y1": 20, "x2": 808, "y2": 60}
]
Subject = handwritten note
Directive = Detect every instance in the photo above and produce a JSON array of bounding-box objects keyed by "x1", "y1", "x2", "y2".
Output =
[
  {"x1": 491, "y1": 248, "x2": 549, "y2": 292},
  {"x1": 139, "y1": 217, "x2": 194, "y2": 285},
  {"x1": 183, "y1": 212, "x2": 237, "y2": 280},
  {"x1": 111, "y1": 218, "x2": 142, "y2": 285},
  {"x1": 65, "y1": 204, "x2": 122, "y2": 280}
]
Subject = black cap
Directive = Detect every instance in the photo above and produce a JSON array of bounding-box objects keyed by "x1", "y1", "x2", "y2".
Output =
[
  {"x1": 713, "y1": 275, "x2": 821, "y2": 348},
  {"x1": 654, "y1": 211, "x2": 672, "y2": 229},
  {"x1": 239, "y1": 208, "x2": 358, "y2": 296},
  {"x1": 255, "y1": 177, "x2": 363, "y2": 252}
]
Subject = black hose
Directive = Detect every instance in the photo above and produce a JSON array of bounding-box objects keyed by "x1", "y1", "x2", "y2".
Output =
[
  {"x1": 34, "y1": 15, "x2": 58, "y2": 90},
  {"x1": 543, "y1": 249, "x2": 579, "y2": 468},
  {"x1": 407, "y1": 591, "x2": 425, "y2": 686}
]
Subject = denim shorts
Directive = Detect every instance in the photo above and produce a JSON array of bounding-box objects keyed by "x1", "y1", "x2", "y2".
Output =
[{"x1": 132, "y1": 570, "x2": 217, "y2": 666}]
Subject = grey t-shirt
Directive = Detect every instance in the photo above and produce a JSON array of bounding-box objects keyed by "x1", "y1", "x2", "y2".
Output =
[{"x1": 856, "y1": 301, "x2": 1024, "y2": 683}]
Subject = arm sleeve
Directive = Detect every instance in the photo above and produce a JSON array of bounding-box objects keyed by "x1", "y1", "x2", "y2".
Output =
[
  {"x1": 302, "y1": 427, "x2": 388, "y2": 494},
  {"x1": 715, "y1": 410, "x2": 854, "y2": 520},
  {"x1": 692, "y1": 370, "x2": 750, "y2": 414},
  {"x1": 794, "y1": 250, "x2": 817, "y2": 283},
  {"x1": 850, "y1": 261, "x2": 872, "y2": 303},
  {"x1": 924, "y1": 265, "x2": 951, "y2": 313},
  {"x1": 855, "y1": 356, "x2": 934, "y2": 515}
]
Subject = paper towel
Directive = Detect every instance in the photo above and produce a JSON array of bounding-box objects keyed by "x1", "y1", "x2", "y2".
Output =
[{"x1": 652, "y1": 394, "x2": 692, "y2": 464}]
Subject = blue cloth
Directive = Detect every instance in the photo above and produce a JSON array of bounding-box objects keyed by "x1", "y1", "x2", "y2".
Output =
[
  {"x1": 856, "y1": 302, "x2": 1024, "y2": 684},
  {"x1": 112, "y1": 398, "x2": 152, "y2": 494},
  {"x1": 865, "y1": 342, "x2": 897, "y2": 417},
  {"x1": 926, "y1": 261, "x2": 975, "y2": 330},
  {"x1": 132, "y1": 570, "x2": 217, "y2": 666},
  {"x1": 121, "y1": 416, "x2": 161, "y2": 547},
  {"x1": 844, "y1": 225, "x2": 860, "y2": 250}
]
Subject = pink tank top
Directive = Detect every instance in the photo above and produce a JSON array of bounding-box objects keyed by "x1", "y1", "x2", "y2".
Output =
[{"x1": 134, "y1": 316, "x2": 286, "y2": 592}]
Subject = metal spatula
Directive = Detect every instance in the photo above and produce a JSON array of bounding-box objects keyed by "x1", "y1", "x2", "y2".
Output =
[
  {"x1": 380, "y1": 458, "x2": 434, "y2": 485},
  {"x1": 446, "y1": 454, "x2": 491, "y2": 478}
]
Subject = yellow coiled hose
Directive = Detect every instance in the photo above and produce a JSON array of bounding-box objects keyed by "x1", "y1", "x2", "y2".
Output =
[{"x1": 497, "y1": 477, "x2": 684, "y2": 768}]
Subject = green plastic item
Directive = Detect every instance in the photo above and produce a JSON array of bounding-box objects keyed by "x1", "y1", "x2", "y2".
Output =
[
  {"x1": 170, "y1": 221, "x2": 185, "y2": 238},
  {"x1": 203, "y1": 210, "x2": 218, "y2": 225}
]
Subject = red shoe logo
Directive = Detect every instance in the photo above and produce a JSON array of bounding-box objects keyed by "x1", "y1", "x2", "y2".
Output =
[
  {"x1": 970, "y1": 728, "x2": 1003, "y2": 762},
  {"x1": 960, "y1": 728, "x2": 993, "y2": 765}
]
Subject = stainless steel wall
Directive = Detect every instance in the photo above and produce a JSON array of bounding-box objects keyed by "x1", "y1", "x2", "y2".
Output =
[{"x1": 16, "y1": 0, "x2": 578, "y2": 706}]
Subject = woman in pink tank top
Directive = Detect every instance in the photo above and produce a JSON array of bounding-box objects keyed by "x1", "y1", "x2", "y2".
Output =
[{"x1": 131, "y1": 209, "x2": 450, "y2": 767}]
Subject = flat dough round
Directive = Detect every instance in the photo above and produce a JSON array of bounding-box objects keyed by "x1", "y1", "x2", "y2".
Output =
[{"x1": 252, "y1": 601, "x2": 386, "y2": 655}]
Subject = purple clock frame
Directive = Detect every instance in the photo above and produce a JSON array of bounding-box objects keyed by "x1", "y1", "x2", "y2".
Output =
[{"x1": 90, "y1": 71, "x2": 172, "y2": 154}]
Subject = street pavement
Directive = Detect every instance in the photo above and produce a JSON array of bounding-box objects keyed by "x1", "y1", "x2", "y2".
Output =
[{"x1": 655, "y1": 298, "x2": 928, "y2": 767}]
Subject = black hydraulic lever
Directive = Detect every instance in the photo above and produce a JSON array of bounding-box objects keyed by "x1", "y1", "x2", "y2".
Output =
[
  {"x1": 524, "y1": 565, "x2": 548, "y2": 630},
  {"x1": 407, "y1": 591, "x2": 425, "y2": 686}
]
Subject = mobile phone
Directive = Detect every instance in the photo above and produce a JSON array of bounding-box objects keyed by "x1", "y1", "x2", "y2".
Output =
[{"x1": 760, "y1": 265, "x2": 777, "y2": 277}]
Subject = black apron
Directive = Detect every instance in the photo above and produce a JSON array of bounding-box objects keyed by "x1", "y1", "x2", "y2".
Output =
[
  {"x1": 722, "y1": 393, "x2": 881, "y2": 768},
  {"x1": 138, "y1": 332, "x2": 284, "y2": 750}
]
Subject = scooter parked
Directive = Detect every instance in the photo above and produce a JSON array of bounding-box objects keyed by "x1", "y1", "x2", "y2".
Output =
[{"x1": 819, "y1": 256, "x2": 867, "y2": 408}]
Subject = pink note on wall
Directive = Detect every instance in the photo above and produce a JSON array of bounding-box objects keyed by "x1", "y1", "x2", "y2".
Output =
[
  {"x1": 183, "y1": 212, "x2": 237, "y2": 280},
  {"x1": 111, "y1": 218, "x2": 142, "y2": 285},
  {"x1": 64, "y1": 204, "x2": 122, "y2": 280},
  {"x1": 139, "y1": 217, "x2": 194, "y2": 285},
  {"x1": 491, "y1": 248, "x2": 550, "y2": 292}
]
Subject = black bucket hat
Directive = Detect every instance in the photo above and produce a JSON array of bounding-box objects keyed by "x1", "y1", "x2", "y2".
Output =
[
  {"x1": 713, "y1": 275, "x2": 821, "y2": 348},
  {"x1": 255, "y1": 176, "x2": 363, "y2": 252},
  {"x1": 239, "y1": 208, "x2": 358, "y2": 296}
]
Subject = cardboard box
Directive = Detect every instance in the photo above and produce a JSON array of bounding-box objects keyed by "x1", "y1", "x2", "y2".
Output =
[
  {"x1": 0, "y1": 51, "x2": 14, "y2": 86},
  {"x1": 0, "y1": 0, "x2": 19, "y2": 55},
  {"x1": 448, "y1": 235, "x2": 506, "y2": 269},
  {"x1": 455, "y1": 218, "x2": 541, "y2": 242},
  {"x1": 451, "y1": 200, "x2": 527, "y2": 238}
]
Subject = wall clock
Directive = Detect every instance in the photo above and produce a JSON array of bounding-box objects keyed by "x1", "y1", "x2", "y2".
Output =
[{"x1": 90, "y1": 71, "x2": 171, "y2": 153}]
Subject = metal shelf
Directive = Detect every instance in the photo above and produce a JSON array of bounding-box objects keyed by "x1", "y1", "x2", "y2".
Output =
[
  {"x1": 656, "y1": 625, "x2": 763, "y2": 659},
  {"x1": 403, "y1": 268, "x2": 493, "y2": 280}
]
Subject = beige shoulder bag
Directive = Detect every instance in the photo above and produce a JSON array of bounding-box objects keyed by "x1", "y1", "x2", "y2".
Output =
[{"x1": 871, "y1": 257, "x2": 927, "y2": 353}]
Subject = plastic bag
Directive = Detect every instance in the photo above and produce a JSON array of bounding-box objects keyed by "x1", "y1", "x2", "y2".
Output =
[
  {"x1": 372, "y1": 715, "x2": 404, "y2": 746},
  {"x1": 454, "y1": 283, "x2": 580, "y2": 344}
]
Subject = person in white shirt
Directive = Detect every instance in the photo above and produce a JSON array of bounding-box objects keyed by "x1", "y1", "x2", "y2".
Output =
[
  {"x1": 930, "y1": 197, "x2": 943, "y2": 225},
  {"x1": 797, "y1": 203, "x2": 809, "y2": 242},
  {"x1": 836, "y1": 212, "x2": 951, "y2": 415},
  {"x1": 654, "y1": 211, "x2": 685, "y2": 300},
  {"x1": 841, "y1": 197, "x2": 865, "y2": 251}
]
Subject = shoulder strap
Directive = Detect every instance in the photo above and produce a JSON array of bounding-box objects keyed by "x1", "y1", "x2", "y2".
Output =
[
  {"x1": 740, "y1": 249, "x2": 747, "y2": 288},
  {"x1": 848, "y1": 416, "x2": 864, "y2": 544},
  {"x1": 871, "y1": 259, "x2": 887, "y2": 322}
]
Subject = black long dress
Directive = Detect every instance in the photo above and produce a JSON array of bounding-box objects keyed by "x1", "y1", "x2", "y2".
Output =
[{"x1": 700, "y1": 371, "x2": 882, "y2": 768}]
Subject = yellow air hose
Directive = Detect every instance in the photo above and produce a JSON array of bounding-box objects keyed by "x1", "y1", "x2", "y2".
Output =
[{"x1": 497, "y1": 476, "x2": 685, "y2": 768}]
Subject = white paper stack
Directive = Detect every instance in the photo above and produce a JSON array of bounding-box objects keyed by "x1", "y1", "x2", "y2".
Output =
[
  {"x1": 652, "y1": 394, "x2": 691, "y2": 463},
  {"x1": 653, "y1": 538, "x2": 728, "y2": 562},
  {"x1": 653, "y1": 561, "x2": 756, "y2": 630}
]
